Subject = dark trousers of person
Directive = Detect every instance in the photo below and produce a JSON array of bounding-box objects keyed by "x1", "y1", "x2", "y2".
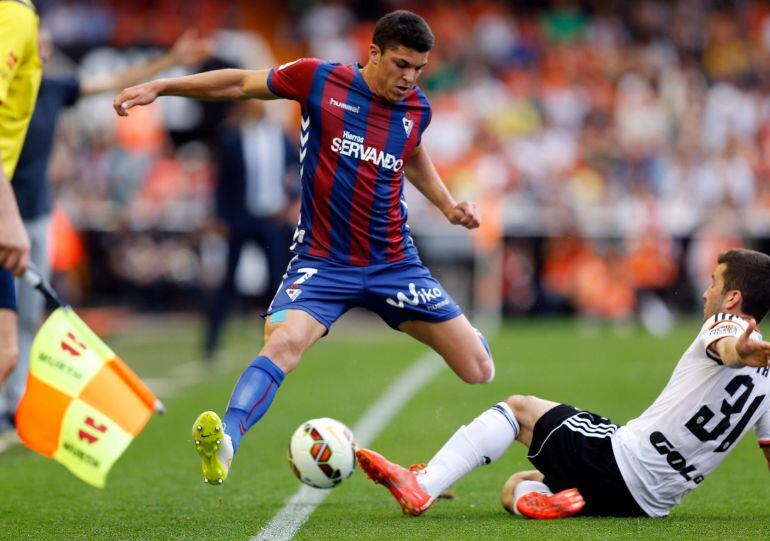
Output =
[{"x1": 204, "y1": 217, "x2": 292, "y2": 358}]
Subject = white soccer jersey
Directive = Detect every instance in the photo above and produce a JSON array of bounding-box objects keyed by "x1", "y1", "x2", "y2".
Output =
[{"x1": 611, "y1": 313, "x2": 770, "y2": 517}]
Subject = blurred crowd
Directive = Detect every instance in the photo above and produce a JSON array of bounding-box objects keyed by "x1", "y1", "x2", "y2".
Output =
[{"x1": 31, "y1": 0, "x2": 770, "y2": 318}]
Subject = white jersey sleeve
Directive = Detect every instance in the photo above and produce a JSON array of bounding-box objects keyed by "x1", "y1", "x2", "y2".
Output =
[
  {"x1": 611, "y1": 314, "x2": 770, "y2": 517},
  {"x1": 701, "y1": 313, "x2": 752, "y2": 364},
  {"x1": 755, "y1": 409, "x2": 770, "y2": 447}
]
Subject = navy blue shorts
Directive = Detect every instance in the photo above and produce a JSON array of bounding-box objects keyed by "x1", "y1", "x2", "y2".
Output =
[
  {"x1": 265, "y1": 254, "x2": 463, "y2": 331},
  {"x1": 0, "y1": 268, "x2": 16, "y2": 311}
]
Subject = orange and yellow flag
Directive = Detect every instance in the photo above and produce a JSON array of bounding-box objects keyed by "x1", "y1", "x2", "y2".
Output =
[{"x1": 16, "y1": 307, "x2": 160, "y2": 488}]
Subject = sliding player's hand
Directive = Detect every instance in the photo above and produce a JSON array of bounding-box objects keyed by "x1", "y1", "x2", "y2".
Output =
[
  {"x1": 447, "y1": 201, "x2": 480, "y2": 230},
  {"x1": 735, "y1": 318, "x2": 770, "y2": 367},
  {"x1": 114, "y1": 82, "x2": 160, "y2": 117}
]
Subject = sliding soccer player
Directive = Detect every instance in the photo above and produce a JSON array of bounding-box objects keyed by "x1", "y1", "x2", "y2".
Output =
[
  {"x1": 358, "y1": 249, "x2": 770, "y2": 518},
  {"x1": 113, "y1": 10, "x2": 494, "y2": 485}
]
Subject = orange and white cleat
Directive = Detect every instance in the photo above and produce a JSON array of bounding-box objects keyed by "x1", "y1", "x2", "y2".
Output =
[
  {"x1": 356, "y1": 448, "x2": 435, "y2": 516},
  {"x1": 516, "y1": 488, "x2": 585, "y2": 519}
]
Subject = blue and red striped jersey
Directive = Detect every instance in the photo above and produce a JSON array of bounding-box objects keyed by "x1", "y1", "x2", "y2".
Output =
[{"x1": 267, "y1": 58, "x2": 432, "y2": 267}]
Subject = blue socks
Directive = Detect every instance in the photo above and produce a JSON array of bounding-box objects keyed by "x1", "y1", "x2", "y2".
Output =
[{"x1": 224, "y1": 355, "x2": 285, "y2": 453}]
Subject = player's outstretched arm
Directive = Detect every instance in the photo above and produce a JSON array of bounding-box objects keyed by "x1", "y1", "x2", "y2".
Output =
[
  {"x1": 113, "y1": 68, "x2": 276, "y2": 116},
  {"x1": 713, "y1": 319, "x2": 770, "y2": 368},
  {"x1": 82, "y1": 29, "x2": 214, "y2": 97},
  {"x1": 404, "y1": 145, "x2": 480, "y2": 229}
]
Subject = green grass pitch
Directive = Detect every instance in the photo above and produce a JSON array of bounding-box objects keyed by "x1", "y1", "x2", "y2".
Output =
[{"x1": 1, "y1": 317, "x2": 769, "y2": 540}]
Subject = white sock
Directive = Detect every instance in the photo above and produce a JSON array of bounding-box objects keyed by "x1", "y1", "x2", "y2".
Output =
[
  {"x1": 416, "y1": 402, "x2": 519, "y2": 498},
  {"x1": 219, "y1": 433, "x2": 234, "y2": 473},
  {"x1": 512, "y1": 480, "x2": 552, "y2": 516}
]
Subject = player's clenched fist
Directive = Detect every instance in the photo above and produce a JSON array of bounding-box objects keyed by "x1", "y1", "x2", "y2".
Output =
[
  {"x1": 446, "y1": 201, "x2": 480, "y2": 230},
  {"x1": 113, "y1": 82, "x2": 160, "y2": 116}
]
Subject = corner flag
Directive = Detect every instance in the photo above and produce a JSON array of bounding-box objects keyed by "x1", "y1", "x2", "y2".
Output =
[{"x1": 15, "y1": 267, "x2": 163, "y2": 488}]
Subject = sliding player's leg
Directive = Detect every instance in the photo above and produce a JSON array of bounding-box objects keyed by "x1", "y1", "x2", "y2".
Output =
[
  {"x1": 519, "y1": 400, "x2": 646, "y2": 517},
  {"x1": 500, "y1": 470, "x2": 545, "y2": 513},
  {"x1": 500, "y1": 470, "x2": 584, "y2": 519},
  {"x1": 411, "y1": 395, "x2": 559, "y2": 501},
  {"x1": 357, "y1": 394, "x2": 560, "y2": 515},
  {"x1": 485, "y1": 399, "x2": 587, "y2": 517}
]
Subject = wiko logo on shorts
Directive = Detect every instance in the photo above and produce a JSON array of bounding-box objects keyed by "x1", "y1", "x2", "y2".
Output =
[{"x1": 386, "y1": 283, "x2": 443, "y2": 309}]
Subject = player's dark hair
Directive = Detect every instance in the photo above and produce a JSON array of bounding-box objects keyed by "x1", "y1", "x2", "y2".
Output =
[
  {"x1": 372, "y1": 10, "x2": 434, "y2": 53},
  {"x1": 718, "y1": 248, "x2": 770, "y2": 322}
]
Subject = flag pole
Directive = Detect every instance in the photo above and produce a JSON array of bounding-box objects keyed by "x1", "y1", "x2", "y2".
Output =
[
  {"x1": 22, "y1": 263, "x2": 68, "y2": 310},
  {"x1": 21, "y1": 264, "x2": 166, "y2": 414}
]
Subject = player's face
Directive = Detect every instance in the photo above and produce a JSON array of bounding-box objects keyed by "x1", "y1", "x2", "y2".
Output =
[
  {"x1": 370, "y1": 44, "x2": 428, "y2": 102},
  {"x1": 703, "y1": 263, "x2": 728, "y2": 320}
]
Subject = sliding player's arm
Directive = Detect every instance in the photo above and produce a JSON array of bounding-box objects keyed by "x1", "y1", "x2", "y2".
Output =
[
  {"x1": 114, "y1": 68, "x2": 277, "y2": 116},
  {"x1": 82, "y1": 29, "x2": 213, "y2": 97},
  {"x1": 712, "y1": 318, "x2": 770, "y2": 368},
  {"x1": 404, "y1": 144, "x2": 480, "y2": 229},
  {"x1": 763, "y1": 447, "x2": 770, "y2": 473}
]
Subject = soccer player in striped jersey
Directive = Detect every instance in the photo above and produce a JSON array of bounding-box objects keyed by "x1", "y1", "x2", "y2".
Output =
[
  {"x1": 0, "y1": 0, "x2": 42, "y2": 384},
  {"x1": 113, "y1": 10, "x2": 494, "y2": 485},
  {"x1": 357, "y1": 249, "x2": 770, "y2": 518}
]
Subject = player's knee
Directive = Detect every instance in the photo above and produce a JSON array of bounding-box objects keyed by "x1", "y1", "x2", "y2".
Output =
[
  {"x1": 505, "y1": 395, "x2": 535, "y2": 418},
  {"x1": 478, "y1": 358, "x2": 495, "y2": 384},
  {"x1": 261, "y1": 328, "x2": 305, "y2": 373},
  {"x1": 460, "y1": 357, "x2": 495, "y2": 384}
]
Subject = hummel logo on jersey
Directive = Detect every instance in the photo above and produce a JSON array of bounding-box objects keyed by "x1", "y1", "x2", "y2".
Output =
[
  {"x1": 331, "y1": 131, "x2": 404, "y2": 172},
  {"x1": 402, "y1": 113, "x2": 414, "y2": 136},
  {"x1": 277, "y1": 60, "x2": 300, "y2": 71},
  {"x1": 329, "y1": 97, "x2": 360, "y2": 114}
]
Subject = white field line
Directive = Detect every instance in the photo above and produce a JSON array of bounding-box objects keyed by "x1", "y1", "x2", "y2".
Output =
[
  {"x1": 252, "y1": 352, "x2": 443, "y2": 541},
  {"x1": 143, "y1": 359, "x2": 212, "y2": 397},
  {"x1": 0, "y1": 430, "x2": 20, "y2": 453}
]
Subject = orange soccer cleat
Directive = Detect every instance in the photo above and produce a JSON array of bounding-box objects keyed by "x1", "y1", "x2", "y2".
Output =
[
  {"x1": 356, "y1": 448, "x2": 435, "y2": 516},
  {"x1": 516, "y1": 488, "x2": 585, "y2": 519}
]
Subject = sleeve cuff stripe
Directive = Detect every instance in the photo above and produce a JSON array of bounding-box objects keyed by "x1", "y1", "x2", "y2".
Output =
[
  {"x1": 759, "y1": 441, "x2": 770, "y2": 448},
  {"x1": 706, "y1": 349, "x2": 723, "y2": 365},
  {"x1": 266, "y1": 69, "x2": 279, "y2": 97}
]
